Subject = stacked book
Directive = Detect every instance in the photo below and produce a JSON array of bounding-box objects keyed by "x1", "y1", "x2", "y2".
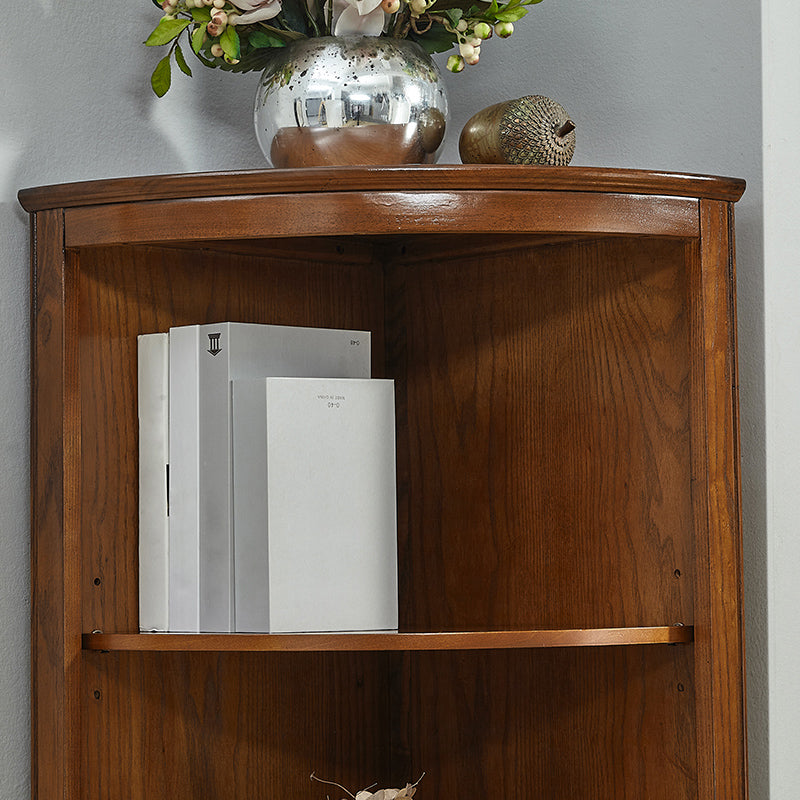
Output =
[{"x1": 137, "y1": 322, "x2": 398, "y2": 634}]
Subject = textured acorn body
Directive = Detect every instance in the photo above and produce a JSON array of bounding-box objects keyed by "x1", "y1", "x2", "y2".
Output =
[{"x1": 459, "y1": 95, "x2": 576, "y2": 166}]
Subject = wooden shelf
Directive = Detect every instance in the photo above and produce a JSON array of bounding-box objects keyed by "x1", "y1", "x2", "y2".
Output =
[{"x1": 83, "y1": 626, "x2": 693, "y2": 652}]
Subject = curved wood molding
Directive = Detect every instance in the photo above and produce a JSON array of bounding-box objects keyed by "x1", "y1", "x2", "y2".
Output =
[{"x1": 19, "y1": 165, "x2": 746, "y2": 212}]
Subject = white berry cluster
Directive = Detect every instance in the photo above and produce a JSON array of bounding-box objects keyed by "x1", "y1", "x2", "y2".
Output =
[
  {"x1": 444, "y1": 18, "x2": 516, "y2": 72},
  {"x1": 157, "y1": 0, "x2": 252, "y2": 64}
]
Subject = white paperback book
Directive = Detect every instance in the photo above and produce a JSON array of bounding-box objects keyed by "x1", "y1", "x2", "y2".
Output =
[
  {"x1": 169, "y1": 323, "x2": 370, "y2": 632},
  {"x1": 137, "y1": 333, "x2": 169, "y2": 632},
  {"x1": 232, "y1": 377, "x2": 398, "y2": 633}
]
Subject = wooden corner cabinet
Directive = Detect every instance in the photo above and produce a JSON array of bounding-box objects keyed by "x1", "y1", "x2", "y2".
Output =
[{"x1": 20, "y1": 165, "x2": 748, "y2": 800}]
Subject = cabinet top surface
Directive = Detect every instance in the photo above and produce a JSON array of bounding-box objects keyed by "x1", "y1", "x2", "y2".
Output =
[{"x1": 18, "y1": 164, "x2": 745, "y2": 211}]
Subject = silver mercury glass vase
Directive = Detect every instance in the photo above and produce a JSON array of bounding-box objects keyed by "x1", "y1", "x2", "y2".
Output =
[{"x1": 254, "y1": 35, "x2": 449, "y2": 168}]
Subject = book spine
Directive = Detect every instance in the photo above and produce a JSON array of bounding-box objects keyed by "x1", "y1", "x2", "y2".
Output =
[
  {"x1": 168, "y1": 326, "x2": 201, "y2": 632},
  {"x1": 137, "y1": 333, "x2": 169, "y2": 632},
  {"x1": 197, "y1": 323, "x2": 235, "y2": 632}
]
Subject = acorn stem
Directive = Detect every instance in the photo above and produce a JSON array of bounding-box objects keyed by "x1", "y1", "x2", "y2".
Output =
[{"x1": 556, "y1": 120, "x2": 576, "y2": 138}]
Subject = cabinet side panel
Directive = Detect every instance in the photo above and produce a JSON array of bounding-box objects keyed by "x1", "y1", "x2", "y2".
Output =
[
  {"x1": 395, "y1": 646, "x2": 696, "y2": 800},
  {"x1": 81, "y1": 652, "x2": 391, "y2": 800},
  {"x1": 31, "y1": 209, "x2": 82, "y2": 800},
  {"x1": 390, "y1": 236, "x2": 694, "y2": 631},
  {"x1": 77, "y1": 244, "x2": 385, "y2": 633},
  {"x1": 691, "y1": 201, "x2": 747, "y2": 799}
]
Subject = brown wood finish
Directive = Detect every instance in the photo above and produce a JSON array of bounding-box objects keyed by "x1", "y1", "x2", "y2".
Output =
[
  {"x1": 691, "y1": 201, "x2": 748, "y2": 799},
  {"x1": 82, "y1": 625, "x2": 693, "y2": 652},
  {"x1": 17, "y1": 165, "x2": 745, "y2": 211},
  {"x1": 23, "y1": 166, "x2": 747, "y2": 800},
  {"x1": 30, "y1": 209, "x2": 82, "y2": 800},
  {"x1": 81, "y1": 651, "x2": 392, "y2": 800},
  {"x1": 391, "y1": 236, "x2": 694, "y2": 632},
  {"x1": 60, "y1": 192, "x2": 699, "y2": 247},
  {"x1": 397, "y1": 646, "x2": 697, "y2": 799}
]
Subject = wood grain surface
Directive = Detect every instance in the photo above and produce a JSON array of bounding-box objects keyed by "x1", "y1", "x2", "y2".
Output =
[
  {"x1": 691, "y1": 201, "x2": 748, "y2": 799},
  {"x1": 390, "y1": 236, "x2": 695, "y2": 632},
  {"x1": 81, "y1": 651, "x2": 391, "y2": 800},
  {"x1": 82, "y1": 626, "x2": 694, "y2": 652},
  {"x1": 60, "y1": 192, "x2": 699, "y2": 247},
  {"x1": 394, "y1": 646, "x2": 697, "y2": 800},
  {"x1": 30, "y1": 209, "x2": 83, "y2": 800}
]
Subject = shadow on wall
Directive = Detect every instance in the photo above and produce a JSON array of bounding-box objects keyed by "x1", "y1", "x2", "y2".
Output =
[{"x1": 134, "y1": 65, "x2": 266, "y2": 175}]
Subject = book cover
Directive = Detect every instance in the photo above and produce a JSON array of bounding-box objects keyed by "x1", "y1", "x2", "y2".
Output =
[
  {"x1": 169, "y1": 323, "x2": 371, "y2": 632},
  {"x1": 137, "y1": 333, "x2": 169, "y2": 632},
  {"x1": 232, "y1": 377, "x2": 398, "y2": 634}
]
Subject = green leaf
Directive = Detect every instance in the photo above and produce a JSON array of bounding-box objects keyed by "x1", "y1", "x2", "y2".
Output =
[
  {"x1": 219, "y1": 24, "x2": 241, "y2": 60},
  {"x1": 278, "y1": 7, "x2": 310, "y2": 38},
  {"x1": 174, "y1": 43, "x2": 192, "y2": 77},
  {"x1": 444, "y1": 8, "x2": 463, "y2": 25},
  {"x1": 145, "y1": 17, "x2": 191, "y2": 46},
  {"x1": 408, "y1": 27, "x2": 457, "y2": 54},
  {"x1": 191, "y1": 7, "x2": 212, "y2": 22},
  {"x1": 150, "y1": 54, "x2": 172, "y2": 96},
  {"x1": 495, "y1": 6, "x2": 528, "y2": 21},
  {"x1": 191, "y1": 24, "x2": 207, "y2": 54},
  {"x1": 248, "y1": 30, "x2": 288, "y2": 49}
]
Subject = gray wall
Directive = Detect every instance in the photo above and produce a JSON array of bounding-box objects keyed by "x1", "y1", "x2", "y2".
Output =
[
  {"x1": 0, "y1": 1, "x2": 766, "y2": 796},
  {"x1": 762, "y1": 0, "x2": 800, "y2": 795}
]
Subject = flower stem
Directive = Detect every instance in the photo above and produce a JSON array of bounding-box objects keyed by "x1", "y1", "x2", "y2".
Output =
[{"x1": 392, "y1": 7, "x2": 412, "y2": 37}]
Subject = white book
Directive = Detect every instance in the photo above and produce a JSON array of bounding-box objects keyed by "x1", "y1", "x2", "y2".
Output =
[
  {"x1": 137, "y1": 333, "x2": 169, "y2": 632},
  {"x1": 232, "y1": 377, "x2": 398, "y2": 633},
  {"x1": 169, "y1": 323, "x2": 371, "y2": 632}
]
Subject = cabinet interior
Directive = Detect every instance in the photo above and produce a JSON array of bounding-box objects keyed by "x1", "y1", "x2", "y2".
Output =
[{"x1": 73, "y1": 230, "x2": 699, "y2": 799}]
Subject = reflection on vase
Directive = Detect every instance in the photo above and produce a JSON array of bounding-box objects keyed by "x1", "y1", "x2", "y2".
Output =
[{"x1": 254, "y1": 35, "x2": 448, "y2": 167}]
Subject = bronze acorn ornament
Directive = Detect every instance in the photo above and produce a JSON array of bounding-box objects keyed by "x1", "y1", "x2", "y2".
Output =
[{"x1": 459, "y1": 95, "x2": 576, "y2": 166}]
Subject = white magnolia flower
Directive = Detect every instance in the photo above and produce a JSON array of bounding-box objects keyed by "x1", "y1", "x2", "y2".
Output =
[
  {"x1": 230, "y1": 0, "x2": 283, "y2": 24},
  {"x1": 326, "y1": 0, "x2": 386, "y2": 36}
]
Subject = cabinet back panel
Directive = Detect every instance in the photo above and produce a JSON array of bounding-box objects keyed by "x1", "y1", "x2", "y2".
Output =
[
  {"x1": 81, "y1": 651, "x2": 391, "y2": 800},
  {"x1": 80, "y1": 647, "x2": 695, "y2": 800},
  {"x1": 390, "y1": 237, "x2": 693, "y2": 630},
  {"x1": 76, "y1": 244, "x2": 385, "y2": 632},
  {"x1": 393, "y1": 645, "x2": 696, "y2": 800}
]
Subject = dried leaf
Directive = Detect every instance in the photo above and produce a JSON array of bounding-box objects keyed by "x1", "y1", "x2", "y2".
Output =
[{"x1": 312, "y1": 771, "x2": 423, "y2": 800}]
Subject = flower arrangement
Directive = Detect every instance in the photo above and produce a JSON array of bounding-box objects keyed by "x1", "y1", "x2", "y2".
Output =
[{"x1": 145, "y1": 0, "x2": 543, "y2": 95}]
